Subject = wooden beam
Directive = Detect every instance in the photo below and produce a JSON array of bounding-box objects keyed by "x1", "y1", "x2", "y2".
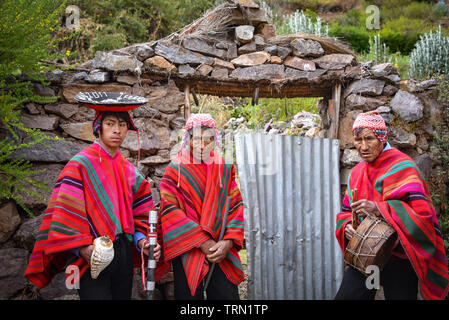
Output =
[
  {"x1": 329, "y1": 83, "x2": 342, "y2": 139},
  {"x1": 251, "y1": 87, "x2": 259, "y2": 105},
  {"x1": 184, "y1": 83, "x2": 191, "y2": 120},
  {"x1": 191, "y1": 88, "x2": 200, "y2": 106}
]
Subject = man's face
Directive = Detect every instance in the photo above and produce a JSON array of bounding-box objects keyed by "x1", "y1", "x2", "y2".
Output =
[
  {"x1": 189, "y1": 127, "x2": 215, "y2": 162},
  {"x1": 99, "y1": 115, "x2": 128, "y2": 149},
  {"x1": 353, "y1": 128, "x2": 385, "y2": 163}
]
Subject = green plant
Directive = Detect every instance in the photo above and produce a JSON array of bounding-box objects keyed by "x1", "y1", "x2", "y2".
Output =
[
  {"x1": 409, "y1": 26, "x2": 449, "y2": 79},
  {"x1": 277, "y1": 9, "x2": 329, "y2": 36},
  {"x1": 0, "y1": 0, "x2": 67, "y2": 215}
]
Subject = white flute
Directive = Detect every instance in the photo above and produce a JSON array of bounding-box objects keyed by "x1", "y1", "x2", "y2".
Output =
[{"x1": 146, "y1": 210, "x2": 158, "y2": 300}]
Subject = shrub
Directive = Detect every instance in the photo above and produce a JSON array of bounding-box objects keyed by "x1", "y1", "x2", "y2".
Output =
[
  {"x1": 0, "y1": 0, "x2": 67, "y2": 214},
  {"x1": 277, "y1": 9, "x2": 329, "y2": 36},
  {"x1": 409, "y1": 26, "x2": 449, "y2": 79}
]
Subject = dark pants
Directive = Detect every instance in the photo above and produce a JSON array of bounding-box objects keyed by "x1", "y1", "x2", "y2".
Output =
[
  {"x1": 335, "y1": 256, "x2": 418, "y2": 300},
  {"x1": 172, "y1": 255, "x2": 239, "y2": 300},
  {"x1": 78, "y1": 233, "x2": 134, "y2": 300}
]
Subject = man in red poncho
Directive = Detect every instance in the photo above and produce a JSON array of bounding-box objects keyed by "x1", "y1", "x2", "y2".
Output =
[
  {"x1": 24, "y1": 102, "x2": 162, "y2": 300},
  {"x1": 157, "y1": 113, "x2": 245, "y2": 300},
  {"x1": 335, "y1": 110, "x2": 449, "y2": 300}
]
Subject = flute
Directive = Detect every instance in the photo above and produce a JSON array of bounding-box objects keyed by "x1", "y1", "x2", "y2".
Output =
[
  {"x1": 352, "y1": 188, "x2": 359, "y2": 229},
  {"x1": 146, "y1": 210, "x2": 158, "y2": 300}
]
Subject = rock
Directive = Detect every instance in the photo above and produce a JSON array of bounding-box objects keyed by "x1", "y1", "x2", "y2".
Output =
[
  {"x1": 116, "y1": 75, "x2": 139, "y2": 85},
  {"x1": 33, "y1": 83, "x2": 56, "y2": 97},
  {"x1": 213, "y1": 58, "x2": 235, "y2": 70},
  {"x1": 132, "y1": 105, "x2": 160, "y2": 119},
  {"x1": 276, "y1": 46, "x2": 292, "y2": 60},
  {"x1": 140, "y1": 154, "x2": 171, "y2": 165},
  {"x1": 235, "y1": 25, "x2": 255, "y2": 43},
  {"x1": 342, "y1": 149, "x2": 362, "y2": 166},
  {"x1": 371, "y1": 63, "x2": 399, "y2": 77},
  {"x1": 178, "y1": 64, "x2": 195, "y2": 75},
  {"x1": 291, "y1": 111, "x2": 321, "y2": 130},
  {"x1": 39, "y1": 271, "x2": 79, "y2": 300},
  {"x1": 237, "y1": 0, "x2": 259, "y2": 8},
  {"x1": 338, "y1": 110, "x2": 363, "y2": 149},
  {"x1": 134, "y1": 44, "x2": 155, "y2": 61},
  {"x1": 145, "y1": 81, "x2": 184, "y2": 114},
  {"x1": 182, "y1": 38, "x2": 227, "y2": 59},
  {"x1": 382, "y1": 85, "x2": 398, "y2": 96},
  {"x1": 144, "y1": 56, "x2": 176, "y2": 72},
  {"x1": 305, "y1": 126, "x2": 321, "y2": 138},
  {"x1": 417, "y1": 135, "x2": 429, "y2": 151},
  {"x1": 45, "y1": 70, "x2": 64, "y2": 84},
  {"x1": 85, "y1": 70, "x2": 110, "y2": 83},
  {"x1": 13, "y1": 214, "x2": 45, "y2": 251},
  {"x1": 238, "y1": 42, "x2": 257, "y2": 54},
  {"x1": 270, "y1": 56, "x2": 282, "y2": 64},
  {"x1": 22, "y1": 114, "x2": 59, "y2": 131},
  {"x1": 284, "y1": 68, "x2": 326, "y2": 81},
  {"x1": 230, "y1": 7, "x2": 268, "y2": 25},
  {"x1": 71, "y1": 106, "x2": 96, "y2": 122},
  {"x1": 345, "y1": 94, "x2": 388, "y2": 111},
  {"x1": 92, "y1": 50, "x2": 143, "y2": 73},
  {"x1": 345, "y1": 79, "x2": 385, "y2": 97},
  {"x1": 313, "y1": 54, "x2": 355, "y2": 70},
  {"x1": 227, "y1": 43, "x2": 238, "y2": 60},
  {"x1": 414, "y1": 154, "x2": 431, "y2": 181},
  {"x1": 264, "y1": 45, "x2": 278, "y2": 55},
  {"x1": 60, "y1": 122, "x2": 95, "y2": 142},
  {"x1": 14, "y1": 163, "x2": 65, "y2": 213},
  {"x1": 290, "y1": 38, "x2": 324, "y2": 58},
  {"x1": 12, "y1": 133, "x2": 89, "y2": 162},
  {"x1": 230, "y1": 64, "x2": 285, "y2": 81},
  {"x1": 170, "y1": 117, "x2": 186, "y2": 130},
  {"x1": 62, "y1": 83, "x2": 132, "y2": 103},
  {"x1": 154, "y1": 42, "x2": 213, "y2": 66},
  {"x1": 195, "y1": 64, "x2": 213, "y2": 76},
  {"x1": 231, "y1": 51, "x2": 270, "y2": 67},
  {"x1": 416, "y1": 79, "x2": 437, "y2": 91},
  {"x1": 0, "y1": 202, "x2": 20, "y2": 244},
  {"x1": 211, "y1": 68, "x2": 229, "y2": 80},
  {"x1": 389, "y1": 127, "x2": 417, "y2": 148},
  {"x1": 44, "y1": 103, "x2": 79, "y2": 119},
  {"x1": 284, "y1": 56, "x2": 316, "y2": 71},
  {"x1": 390, "y1": 90, "x2": 424, "y2": 122},
  {"x1": 73, "y1": 72, "x2": 87, "y2": 81},
  {"x1": 25, "y1": 103, "x2": 43, "y2": 115},
  {"x1": 254, "y1": 35, "x2": 265, "y2": 47},
  {"x1": 257, "y1": 23, "x2": 276, "y2": 39},
  {"x1": 0, "y1": 248, "x2": 29, "y2": 299},
  {"x1": 122, "y1": 119, "x2": 170, "y2": 155}
]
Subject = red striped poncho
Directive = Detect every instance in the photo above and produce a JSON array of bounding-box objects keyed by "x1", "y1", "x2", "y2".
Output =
[
  {"x1": 336, "y1": 147, "x2": 449, "y2": 300},
  {"x1": 158, "y1": 150, "x2": 245, "y2": 296},
  {"x1": 25, "y1": 142, "x2": 164, "y2": 289}
]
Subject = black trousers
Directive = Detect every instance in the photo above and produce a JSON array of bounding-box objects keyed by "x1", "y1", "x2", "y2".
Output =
[
  {"x1": 172, "y1": 255, "x2": 240, "y2": 300},
  {"x1": 78, "y1": 233, "x2": 134, "y2": 300},
  {"x1": 334, "y1": 256, "x2": 419, "y2": 300}
]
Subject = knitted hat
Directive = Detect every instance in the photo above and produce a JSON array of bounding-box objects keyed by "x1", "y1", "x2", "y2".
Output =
[
  {"x1": 180, "y1": 113, "x2": 221, "y2": 150},
  {"x1": 352, "y1": 111, "x2": 388, "y2": 142}
]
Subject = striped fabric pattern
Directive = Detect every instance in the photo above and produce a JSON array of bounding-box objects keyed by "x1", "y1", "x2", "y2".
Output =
[
  {"x1": 25, "y1": 142, "x2": 157, "y2": 289},
  {"x1": 158, "y1": 150, "x2": 245, "y2": 296},
  {"x1": 336, "y1": 147, "x2": 449, "y2": 300}
]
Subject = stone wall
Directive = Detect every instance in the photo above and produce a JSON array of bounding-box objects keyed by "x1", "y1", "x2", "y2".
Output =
[{"x1": 0, "y1": 69, "x2": 184, "y2": 299}]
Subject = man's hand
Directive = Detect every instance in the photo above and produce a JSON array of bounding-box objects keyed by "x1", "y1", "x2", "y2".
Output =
[
  {"x1": 345, "y1": 223, "x2": 356, "y2": 241},
  {"x1": 206, "y1": 240, "x2": 233, "y2": 264},
  {"x1": 138, "y1": 239, "x2": 161, "y2": 262},
  {"x1": 200, "y1": 239, "x2": 217, "y2": 255},
  {"x1": 350, "y1": 199, "x2": 381, "y2": 218},
  {"x1": 80, "y1": 244, "x2": 94, "y2": 263}
]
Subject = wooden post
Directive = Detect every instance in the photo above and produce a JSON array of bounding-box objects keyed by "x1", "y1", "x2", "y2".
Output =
[
  {"x1": 329, "y1": 83, "x2": 342, "y2": 139},
  {"x1": 184, "y1": 83, "x2": 191, "y2": 120},
  {"x1": 191, "y1": 88, "x2": 199, "y2": 106}
]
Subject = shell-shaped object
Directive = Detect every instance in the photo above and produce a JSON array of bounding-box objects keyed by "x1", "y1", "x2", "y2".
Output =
[{"x1": 90, "y1": 235, "x2": 114, "y2": 279}]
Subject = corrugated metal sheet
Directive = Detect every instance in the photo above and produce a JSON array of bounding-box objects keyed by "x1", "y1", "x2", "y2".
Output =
[{"x1": 235, "y1": 133, "x2": 344, "y2": 300}]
